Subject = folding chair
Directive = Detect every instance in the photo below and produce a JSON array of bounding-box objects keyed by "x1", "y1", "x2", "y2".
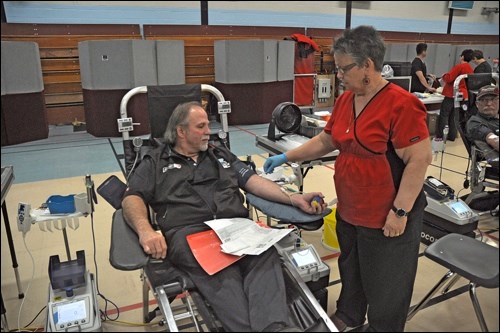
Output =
[{"x1": 407, "y1": 233, "x2": 499, "y2": 332}]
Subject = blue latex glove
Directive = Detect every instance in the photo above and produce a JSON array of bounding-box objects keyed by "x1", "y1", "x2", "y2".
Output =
[{"x1": 263, "y1": 153, "x2": 288, "y2": 174}]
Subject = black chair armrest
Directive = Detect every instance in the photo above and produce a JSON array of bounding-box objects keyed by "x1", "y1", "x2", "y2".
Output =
[
  {"x1": 245, "y1": 193, "x2": 332, "y2": 224},
  {"x1": 109, "y1": 209, "x2": 149, "y2": 271}
]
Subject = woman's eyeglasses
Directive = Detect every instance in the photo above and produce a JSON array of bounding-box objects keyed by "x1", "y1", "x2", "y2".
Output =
[{"x1": 335, "y1": 62, "x2": 358, "y2": 74}]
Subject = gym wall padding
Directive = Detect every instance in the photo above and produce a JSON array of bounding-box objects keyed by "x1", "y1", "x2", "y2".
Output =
[
  {"x1": 79, "y1": 40, "x2": 158, "y2": 90},
  {"x1": 156, "y1": 40, "x2": 186, "y2": 85},
  {"x1": 277, "y1": 40, "x2": 295, "y2": 82},
  {"x1": 1, "y1": 41, "x2": 48, "y2": 146},
  {"x1": 215, "y1": 81, "x2": 293, "y2": 126},
  {"x1": 214, "y1": 39, "x2": 294, "y2": 125},
  {"x1": 79, "y1": 39, "x2": 185, "y2": 137},
  {"x1": 215, "y1": 40, "x2": 283, "y2": 84}
]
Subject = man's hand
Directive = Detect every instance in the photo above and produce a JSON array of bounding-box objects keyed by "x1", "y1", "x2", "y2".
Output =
[
  {"x1": 290, "y1": 192, "x2": 327, "y2": 214},
  {"x1": 139, "y1": 229, "x2": 167, "y2": 259},
  {"x1": 486, "y1": 133, "x2": 499, "y2": 151},
  {"x1": 263, "y1": 153, "x2": 288, "y2": 174}
]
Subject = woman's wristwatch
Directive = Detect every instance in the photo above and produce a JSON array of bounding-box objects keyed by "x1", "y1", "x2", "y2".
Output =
[{"x1": 392, "y1": 206, "x2": 410, "y2": 218}]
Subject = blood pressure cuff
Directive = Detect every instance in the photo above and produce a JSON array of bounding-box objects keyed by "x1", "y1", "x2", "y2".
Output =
[
  {"x1": 245, "y1": 193, "x2": 331, "y2": 224},
  {"x1": 232, "y1": 158, "x2": 256, "y2": 188}
]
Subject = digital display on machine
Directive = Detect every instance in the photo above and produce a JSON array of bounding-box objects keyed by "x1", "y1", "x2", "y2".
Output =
[
  {"x1": 386, "y1": 76, "x2": 412, "y2": 92},
  {"x1": 428, "y1": 177, "x2": 443, "y2": 187},
  {"x1": 449, "y1": 201, "x2": 469, "y2": 215},
  {"x1": 291, "y1": 247, "x2": 320, "y2": 268},
  {"x1": 57, "y1": 299, "x2": 87, "y2": 323},
  {"x1": 218, "y1": 101, "x2": 231, "y2": 113}
]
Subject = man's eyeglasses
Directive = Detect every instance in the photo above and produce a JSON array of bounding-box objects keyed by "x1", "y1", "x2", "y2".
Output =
[
  {"x1": 477, "y1": 96, "x2": 499, "y2": 104},
  {"x1": 335, "y1": 62, "x2": 358, "y2": 74}
]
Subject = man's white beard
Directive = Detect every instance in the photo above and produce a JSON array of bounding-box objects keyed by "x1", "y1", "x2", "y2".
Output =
[{"x1": 200, "y1": 142, "x2": 209, "y2": 151}]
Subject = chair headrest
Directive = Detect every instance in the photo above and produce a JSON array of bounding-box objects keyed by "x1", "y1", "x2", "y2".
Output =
[{"x1": 467, "y1": 73, "x2": 494, "y2": 91}]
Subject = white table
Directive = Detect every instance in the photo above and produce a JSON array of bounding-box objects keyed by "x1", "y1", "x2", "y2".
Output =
[
  {"x1": 255, "y1": 134, "x2": 338, "y2": 191},
  {"x1": 420, "y1": 94, "x2": 445, "y2": 105}
]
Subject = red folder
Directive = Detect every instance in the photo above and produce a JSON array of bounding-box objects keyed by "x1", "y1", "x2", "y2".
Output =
[{"x1": 186, "y1": 229, "x2": 244, "y2": 275}]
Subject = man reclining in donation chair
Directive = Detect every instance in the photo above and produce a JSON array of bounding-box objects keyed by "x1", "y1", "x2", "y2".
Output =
[
  {"x1": 122, "y1": 101, "x2": 328, "y2": 332},
  {"x1": 466, "y1": 85, "x2": 499, "y2": 168},
  {"x1": 463, "y1": 84, "x2": 499, "y2": 213}
]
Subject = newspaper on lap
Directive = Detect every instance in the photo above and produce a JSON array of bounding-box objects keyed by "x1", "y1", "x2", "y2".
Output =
[{"x1": 204, "y1": 218, "x2": 292, "y2": 256}]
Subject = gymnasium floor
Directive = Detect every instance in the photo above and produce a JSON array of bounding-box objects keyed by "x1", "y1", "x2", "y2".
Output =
[{"x1": 1, "y1": 123, "x2": 498, "y2": 332}]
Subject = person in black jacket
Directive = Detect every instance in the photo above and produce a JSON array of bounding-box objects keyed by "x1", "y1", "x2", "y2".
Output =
[
  {"x1": 472, "y1": 50, "x2": 493, "y2": 74},
  {"x1": 122, "y1": 101, "x2": 326, "y2": 332}
]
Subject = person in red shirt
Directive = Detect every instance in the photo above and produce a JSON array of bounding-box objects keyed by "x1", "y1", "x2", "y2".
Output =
[
  {"x1": 436, "y1": 49, "x2": 474, "y2": 141},
  {"x1": 264, "y1": 26, "x2": 432, "y2": 332}
]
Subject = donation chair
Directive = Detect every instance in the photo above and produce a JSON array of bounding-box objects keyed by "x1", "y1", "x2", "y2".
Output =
[
  {"x1": 407, "y1": 233, "x2": 499, "y2": 332},
  {"x1": 453, "y1": 73, "x2": 499, "y2": 213},
  {"x1": 104, "y1": 84, "x2": 338, "y2": 332},
  {"x1": 109, "y1": 206, "x2": 335, "y2": 331}
]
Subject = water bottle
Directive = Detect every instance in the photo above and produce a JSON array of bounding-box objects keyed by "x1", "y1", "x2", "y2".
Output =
[{"x1": 443, "y1": 125, "x2": 449, "y2": 144}]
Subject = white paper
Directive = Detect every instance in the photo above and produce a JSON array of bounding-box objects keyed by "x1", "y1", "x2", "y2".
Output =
[{"x1": 204, "y1": 218, "x2": 292, "y2": 256}]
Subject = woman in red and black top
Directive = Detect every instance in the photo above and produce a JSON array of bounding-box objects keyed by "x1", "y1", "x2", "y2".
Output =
[
  {"x1": 264, "y1": 26, "x2": 432, "y2": 332},
  {"x1": 437, "y1": 49, "x2": 474, "y2": 141}
]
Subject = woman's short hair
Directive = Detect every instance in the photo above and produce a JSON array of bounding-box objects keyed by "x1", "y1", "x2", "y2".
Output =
[
  {"x1": 332, "y1": 25, "x2": 386, "y2": 72},
  {"x1": 163, "y1": 101, "x2": 202, "y2": 146}
]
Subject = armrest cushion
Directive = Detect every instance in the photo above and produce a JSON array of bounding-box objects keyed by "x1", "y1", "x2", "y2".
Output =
[
  {"x1": 245, "y1": 193, "x2": 331, "y2": 224},
  {"x1": 109, "y1": 209, "x2": 149, "y2": 271}
]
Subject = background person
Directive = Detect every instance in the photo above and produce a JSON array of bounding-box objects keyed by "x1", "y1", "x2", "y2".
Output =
[
  {"x1": 264, "y1": 25, "x2": 432, "y2": 332},
  {"x1": 122, "y1": 102, "x2": 326, "y2": 332},
  {"x1": 472, "y1": 50, "x2": 493, "y2": 74},
  {"x1": 469, "y1": 50, "x2": 494, "y2": 115},
  {"x1": 436, "y1": 49, "x2": 474, "y2": 141},
  {"x1": 410, "y1": 43, "x2": 437, "y2": 93}
]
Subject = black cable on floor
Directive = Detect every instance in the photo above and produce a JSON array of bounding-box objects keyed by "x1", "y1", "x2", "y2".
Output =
[
  {"x1": 89, "y1": 211, "x2": 120, "y2": 321},
  {"x1": 22, "y1": 305, "x2": 46, "y2": 328}
]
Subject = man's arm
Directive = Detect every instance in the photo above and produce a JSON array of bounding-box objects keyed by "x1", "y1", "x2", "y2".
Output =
[
  {"x1": 243, "y1": 175, "x2": 326, "y2": 215},
  {"x1": 466, "y1": 117, "x2": 498, "y2": 151},
  {"x1": 122, "y1": 195, "x2": 167, "y2": 259},
  {"x1": 244, "y1": 131, "x2": 334, "y2": 214},
  {"x1": 416, "y1": 71, "x2": 436, "y2": 92},
  {"x1": 486, "y1": 133, "x2": 499, "y2": 151}
]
